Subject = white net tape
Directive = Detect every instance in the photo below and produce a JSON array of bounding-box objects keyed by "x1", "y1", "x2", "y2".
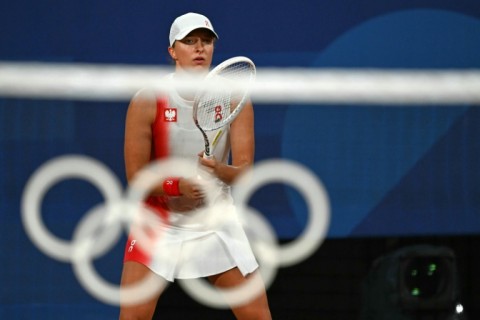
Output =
[{"x1": 1, "y1": 61, "x2": 480, "y2": 104}]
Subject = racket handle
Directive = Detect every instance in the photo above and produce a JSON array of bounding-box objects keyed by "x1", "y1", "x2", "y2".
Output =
[
  {"x1": 203, "y1": 129, "x2": 223, "y2": 160},
  {"x1": 203, "y1": 152, "x2": 213, "y2": 160}
]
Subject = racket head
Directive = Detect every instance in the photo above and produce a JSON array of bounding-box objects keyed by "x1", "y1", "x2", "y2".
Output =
[{"x1": 192, "y1": 56, "x2": 256, "y2": 132}]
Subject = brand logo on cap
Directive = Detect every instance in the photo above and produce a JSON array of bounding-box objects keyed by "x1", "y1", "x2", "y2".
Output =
[{"x1": 205, "y1": 20, "x2": 210, "y2": 27}]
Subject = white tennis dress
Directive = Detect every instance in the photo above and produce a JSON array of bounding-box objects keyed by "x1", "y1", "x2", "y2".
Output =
[{"x1": 124, "y1": 81, "x2": 258, "y2": 282}]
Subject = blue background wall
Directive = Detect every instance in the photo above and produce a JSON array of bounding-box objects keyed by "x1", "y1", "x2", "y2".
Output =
[{"x1": 1, "y1": 0, "x2": 479, "y2": 318}]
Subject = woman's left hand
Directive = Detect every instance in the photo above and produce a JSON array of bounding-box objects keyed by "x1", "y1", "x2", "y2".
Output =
[{"x1": 197, "y1": 152, "x2": 218, "y2": 175}]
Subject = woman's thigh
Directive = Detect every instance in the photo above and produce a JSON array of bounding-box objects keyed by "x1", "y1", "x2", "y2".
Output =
[{"x1": 118, "y1": 261, "x2": 163, "y2": 320}]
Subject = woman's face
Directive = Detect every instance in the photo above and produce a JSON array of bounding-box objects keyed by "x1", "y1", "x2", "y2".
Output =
[{"x1": 168, "y1": 29, "x2": 216, "y2": 74}]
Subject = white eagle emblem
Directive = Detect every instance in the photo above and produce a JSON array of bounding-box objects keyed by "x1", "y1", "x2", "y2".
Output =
[{"x1": 164, "y1": 108, "x2": 177, "y2": 122}]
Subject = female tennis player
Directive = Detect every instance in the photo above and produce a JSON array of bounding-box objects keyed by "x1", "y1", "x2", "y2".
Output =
[{"x1": 119, "y1": 12, "x2": 271, "y2": 319}]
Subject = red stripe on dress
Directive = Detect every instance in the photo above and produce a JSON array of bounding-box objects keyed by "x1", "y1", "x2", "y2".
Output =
[
  {"x1": 145, "y1": 96, "x2": 170, "y2": 220},
  {"x1": 124, "y1": 96, "x2": 171, "y2": 266}
]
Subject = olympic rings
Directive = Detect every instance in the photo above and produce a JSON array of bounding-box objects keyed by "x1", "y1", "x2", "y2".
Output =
[{"x1": 21, "y1": 155, "x2": 330, "y2": 308}]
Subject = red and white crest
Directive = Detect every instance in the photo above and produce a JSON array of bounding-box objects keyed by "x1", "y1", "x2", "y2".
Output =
[{"x1": 164, "y1": 108, "x2": 177, "y2": 122}]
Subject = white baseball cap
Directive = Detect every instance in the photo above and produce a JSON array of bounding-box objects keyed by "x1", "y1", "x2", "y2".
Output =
[{"x1": 169, "y1": 12, "x2": 219, "y2": 46}]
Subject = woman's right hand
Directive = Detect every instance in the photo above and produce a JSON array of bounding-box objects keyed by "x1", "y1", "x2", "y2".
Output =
[{"x1": 178, "y1": 178, "x2": 205, "y2": 200}]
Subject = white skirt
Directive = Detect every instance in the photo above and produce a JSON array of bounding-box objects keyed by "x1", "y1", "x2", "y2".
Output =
[{"x1": 144, "y1": 204, "x2": 259, "y2": 282}]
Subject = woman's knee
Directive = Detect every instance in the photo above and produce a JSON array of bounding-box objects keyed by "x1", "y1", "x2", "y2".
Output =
[{"x1": 119, "y1": 304, "x2": 156, "y2": 320}]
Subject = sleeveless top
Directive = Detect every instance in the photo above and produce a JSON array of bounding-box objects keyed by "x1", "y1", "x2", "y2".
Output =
[
  {"x1": 124, "y1": 78, "x2": 259, "y2": 281},
  {"x1": 145, "y1": 75, "x2": 233, "y2": 229}
]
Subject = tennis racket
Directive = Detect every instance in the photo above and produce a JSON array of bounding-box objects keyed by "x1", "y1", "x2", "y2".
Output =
[{"x1": 193, "y1": 56, "x2": 256, "y2": 159}]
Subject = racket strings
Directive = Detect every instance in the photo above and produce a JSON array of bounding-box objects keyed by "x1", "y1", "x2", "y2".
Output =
[
  {"x1": 196, "y1": 61, "x2": 254, "y2": 131},
  {"x1": 196, "y1": 90, "x2": 231, "y2": 130}
]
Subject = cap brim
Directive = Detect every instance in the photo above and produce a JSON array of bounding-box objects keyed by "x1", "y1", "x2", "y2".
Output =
[{"x1": 173, "y1": 27, "x2": 219, "y2": 44}]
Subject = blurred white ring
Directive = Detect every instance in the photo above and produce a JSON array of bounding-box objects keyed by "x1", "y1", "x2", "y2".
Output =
[
  {"x1": 71, "y1": 201, "x2": 168, "y2": 306},
  {"x1": 21, "y1": 155, "x2": 122, "y2": 262},
  {"x1": 178, "y1": 207, "x2": 279, "y2": 309},
  {"x1": 233, "y1": 159, "x2": 331, "y2": 267}
]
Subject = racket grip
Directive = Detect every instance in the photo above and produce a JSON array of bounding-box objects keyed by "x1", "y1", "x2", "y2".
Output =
[
  {"x1": 203, "y1": 129, "x2": 223, "y2": 160},
  {"x1": 203, "y1": 152, "x2": 213, "y2": 160}
]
